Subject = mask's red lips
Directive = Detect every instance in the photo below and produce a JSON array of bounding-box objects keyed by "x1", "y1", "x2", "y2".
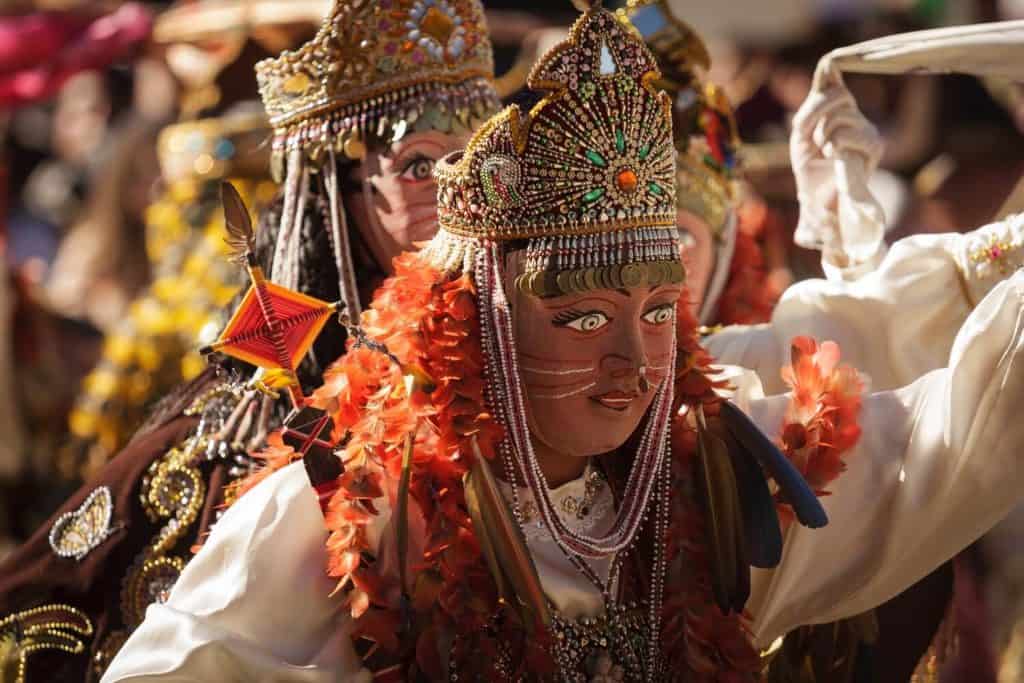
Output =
[{"x1": 590, "y1": 390, "x2": 640, "y2": 412}]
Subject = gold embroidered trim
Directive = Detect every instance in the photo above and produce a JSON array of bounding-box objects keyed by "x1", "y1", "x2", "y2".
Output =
[
  {"x1": 0, "y1": 604, "x2": 93, "y2": 683},
  {"x1": 256, "y1": 0, "x2": 494, "y2": 130}
]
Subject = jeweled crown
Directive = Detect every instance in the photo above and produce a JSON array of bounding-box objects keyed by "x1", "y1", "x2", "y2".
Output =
[
  {"x1": 433, "y1": 6, "x2": 676, "y2": 241},
  {"x1": 257, "y1": 0, "x2": 497, "y2": 158}
]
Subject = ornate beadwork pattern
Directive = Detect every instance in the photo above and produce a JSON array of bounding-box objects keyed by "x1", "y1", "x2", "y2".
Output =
[
  {"x1": 256, "y1": 0, "x2": 498, "y2": 163},
  {"x1": 87, "y1": 379, "x2": 262, "y2": 679},
  {"x1": 549, "y1": 603, "x2": 653, "y2": 682},
  {"x1": 120, "y1": 555, "x2": 186, "y2": 628},
  {"x1": 432, "y1": 9, "x2": 676, "y2": 242},
  {"x1": 138, "y1": 380, "x2": 258, "y2": 549},
  {"x1": 514, "y1": 467, "x2": 615, "y2": 543},
  {"x1": 48, "y1": 486, "x2": 117, "y2": 561},
  {"x1": 0, "y1": 604, "x2": 93, "y2": 683}
]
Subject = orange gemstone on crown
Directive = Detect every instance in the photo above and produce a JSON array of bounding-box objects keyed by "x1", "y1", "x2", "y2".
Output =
[
  {"x1": 421, "y1": 7, "x2": 456, "y2": 44},
  {"x1": 616, "y1": 168, "x2": 638, "y2": 193}
]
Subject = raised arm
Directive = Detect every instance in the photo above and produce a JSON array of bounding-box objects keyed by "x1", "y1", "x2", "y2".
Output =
[
  {"x1": 744, "y1": 268, "x2": 1024, "y2": 647},
  {"x1": 707, "y1": 212, "x2": 1024, "y2": 395}
]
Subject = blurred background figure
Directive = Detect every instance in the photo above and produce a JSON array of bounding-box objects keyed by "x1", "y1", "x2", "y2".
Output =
[
  {"x1": 0, "y1": 0, "x2": 325, "y2": 548},
  {"x1": 0, "y1": 0, "x2": 154, "y2": 555},
  {"x1": 57, "y1": 0, "x2": 325, "y2": 483}
]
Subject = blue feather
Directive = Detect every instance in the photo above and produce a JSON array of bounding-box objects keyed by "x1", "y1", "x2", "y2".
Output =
[
  {"x1": 729, "y1": 445, "x2": 783, "y2": 568},
  {"x1": 720, "y1": 401, "x2": 828, "y2": 529}
]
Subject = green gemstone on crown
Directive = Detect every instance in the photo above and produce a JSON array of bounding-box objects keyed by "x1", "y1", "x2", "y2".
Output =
[
  {"x1": 648, "y1": 182, "x2": 664, "y2": 196},
  {"x1": 585, "y1": 149, "x2": 607, "y2": 167},
  {"x1": 615, "y1": 130, "x2": 625, "y2": 155},
  {"x1": 582, "y1": 188, "x2": 605, "y2": 203},
  {"x1": 638, "y1": 143, "x2": 651, "y2": 161}
]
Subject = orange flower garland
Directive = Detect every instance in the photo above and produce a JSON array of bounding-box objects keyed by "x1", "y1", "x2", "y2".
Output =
[
  {"x1": 315, "y1": 255, "x2": 524, "y2": 678},
  {"x1": 776, "y1": 337, "x2": 863, "y2": 522}
]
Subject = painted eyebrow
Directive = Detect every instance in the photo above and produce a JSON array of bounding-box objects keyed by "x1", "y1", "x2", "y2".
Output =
[
  {"x1": 614, "y1": 285, "x2": 678, "y2": 297},
  {"x1": 386, "y1": 138, "x2": 446, "y2": 161},
  {"x1": 545, "y1": 296, "x2": 617, "y2": 309}
]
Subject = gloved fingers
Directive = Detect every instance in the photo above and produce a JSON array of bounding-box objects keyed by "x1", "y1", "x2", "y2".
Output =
[{"x1": 793, "y1": 85, "x2": 857, "y2": 132}]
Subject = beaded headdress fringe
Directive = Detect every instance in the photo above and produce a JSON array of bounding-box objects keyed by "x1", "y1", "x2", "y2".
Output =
[{"x1": 269, "y1": 78, "x2": 499, "y2": 175}]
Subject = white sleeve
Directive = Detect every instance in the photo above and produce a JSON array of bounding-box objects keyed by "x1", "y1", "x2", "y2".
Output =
[
  {"x1": 706, "y1": 212, "x2": 1024, "y2": 395},
  {"x1": 102, "y1": 463, "x2": 371, "y2": 682},
  {"x1": 745, "y1": 269, "x2": 1024, "y2": 648}
]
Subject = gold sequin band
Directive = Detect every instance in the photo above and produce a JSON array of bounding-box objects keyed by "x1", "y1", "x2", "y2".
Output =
[{"x1": 516, "y1": 260, "x2": 685, "y2": 298}]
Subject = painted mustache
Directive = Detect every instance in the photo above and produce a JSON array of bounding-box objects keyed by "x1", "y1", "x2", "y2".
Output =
[
  {"x1": 532, "y1": 382, "x2": 598, "y2": 400},
  {"x1": 521, "y1": 365, "x2": 595, "y2": 377},
  {"x1": 523, "y1": 354, "x2": 672, "y2": 401},
  {"x1": 522, "y1": 361, "x2": 598, "y2": 400}
]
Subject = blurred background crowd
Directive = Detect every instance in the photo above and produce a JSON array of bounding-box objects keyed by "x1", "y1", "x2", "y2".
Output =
[{"x1": 0, "y1": 0, "x2": 1023, "y2": 680}]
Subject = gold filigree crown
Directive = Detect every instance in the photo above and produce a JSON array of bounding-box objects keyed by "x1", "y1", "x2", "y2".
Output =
[
  {"x1": 624, "y1": 0, "x2": 739, "y2": 235},
  {"x1": 257, "y1": 0, "x2": 497, "y2": 161},
  {"x1": 433, "y1": 6, "x2": 676, "y2": 241}
]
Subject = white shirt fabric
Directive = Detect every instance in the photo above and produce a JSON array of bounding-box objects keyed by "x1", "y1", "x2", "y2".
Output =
[
  {"x1": 104, "y1": 265, "x2": 1024, "y2": 681},
  {"x1": 707, "y1": 213, "x2": 1024, "y2": 395}
]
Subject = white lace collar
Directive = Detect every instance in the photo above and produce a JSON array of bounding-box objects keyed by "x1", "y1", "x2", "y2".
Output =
[{"x1": 502, "y1": 463, "x2": 616, "y2": 542}]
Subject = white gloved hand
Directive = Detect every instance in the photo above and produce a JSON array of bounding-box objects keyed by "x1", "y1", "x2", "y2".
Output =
[{"x1": 791, "y1": 61, "x2": 887, "y2": 279}]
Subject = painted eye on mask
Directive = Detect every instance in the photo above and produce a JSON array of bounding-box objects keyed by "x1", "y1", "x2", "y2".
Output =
[
  {"x1": 400, "y1": 154, "x2": 436, "y2": 182},
  {"x1": 552, "y1": 309, "x2": 611, "y2": 332},
  {"x1": 641, "y1": 303, "x2": 675, "y2": 325}
]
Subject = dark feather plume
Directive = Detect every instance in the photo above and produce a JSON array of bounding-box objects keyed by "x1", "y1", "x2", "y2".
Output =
[
  {"x1": 221, "y1": 181, "x2": 256, "y2": 265},
  {"x1": 465, "y1": 438, "x2": 550, "y2": 631},
  {"x1": 720, "y1": 400, "x2": 828, "y2": 529},
  {"x1": 695, "y1": 405, "x2": 749, "y2": 614},
  {"x1": 729, "y1": 437, "x2": 783, "y2": 568}
]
